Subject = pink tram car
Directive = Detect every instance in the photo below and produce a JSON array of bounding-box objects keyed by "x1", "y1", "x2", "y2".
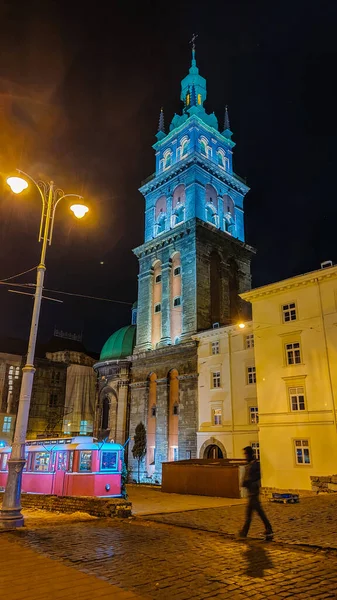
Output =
[{"x1": 0, "y1": 437, "x2": 124, "y2": 497}]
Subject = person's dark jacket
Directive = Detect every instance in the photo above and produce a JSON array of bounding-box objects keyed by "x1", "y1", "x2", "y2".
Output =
[{"x1": 242, "y1": 459, "x2": 261, "y2": 496}]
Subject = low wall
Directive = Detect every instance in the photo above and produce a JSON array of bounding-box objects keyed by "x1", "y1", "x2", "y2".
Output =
[
  {"x1": 162, "y1": 459, "x2": 245, "y2": 498},
  {"x1": 0, "y1": 493, "x2": 132, "y2": 518},
  {"x1": 311, "y1": 474, "x2": 337, "y2": 493},
  {"x1": 261, "y1": 487, "x2": 316, "y2": 499}
]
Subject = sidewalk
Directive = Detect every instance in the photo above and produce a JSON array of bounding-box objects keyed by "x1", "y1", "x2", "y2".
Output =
[
  {"x1": 127, "y1": 484, "x2": 245, "y2": 515},
  {"x1": 143, "y1": 493, "x2": 337, "y2": 550},
  {"x1": 0, "y1": 535, "x2": 147, "y2": 600}
]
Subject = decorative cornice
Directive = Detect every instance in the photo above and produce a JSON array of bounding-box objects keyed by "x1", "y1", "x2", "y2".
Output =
[
  {"x1": 241, "y1": 266, "x2": 337, "y2": 302},
  {"x1": 140, "y1": 154, "x2": 249, "y2": 196},
  {"x1": 133, "y1": 218, "x2": 255, "y2": 259}
]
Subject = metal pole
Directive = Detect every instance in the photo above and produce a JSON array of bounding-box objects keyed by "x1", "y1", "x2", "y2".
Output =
[{"x1": 0, "y1": 183, "x2": 54, "y2": 528}]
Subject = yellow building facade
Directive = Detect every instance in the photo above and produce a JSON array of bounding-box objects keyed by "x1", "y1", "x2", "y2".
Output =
[
  {"x1": 241, "y1": 264, "x2": 337, "y2": 491},
  {"x1": 193, "y1": 323, "x2": 259, "y2": 460}
]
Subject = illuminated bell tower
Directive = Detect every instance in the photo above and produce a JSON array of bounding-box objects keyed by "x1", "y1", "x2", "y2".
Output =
[{"x1": 134, "y1": 43, "x2": 254, "y2": 353}]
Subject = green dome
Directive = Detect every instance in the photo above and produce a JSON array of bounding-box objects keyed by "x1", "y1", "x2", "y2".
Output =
[{"x1": 100, "y1": 325, "x2": 136, "y2": 361}]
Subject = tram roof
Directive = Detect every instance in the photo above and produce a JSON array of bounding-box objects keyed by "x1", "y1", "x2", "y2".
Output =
[{"x1": 0, "y1": 436, "x2": 123, "y2": 453}]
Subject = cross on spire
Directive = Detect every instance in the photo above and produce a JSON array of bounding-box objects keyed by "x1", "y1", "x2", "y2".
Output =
[{"x1": 190, "y1": 33, "x2": 198, "y2": 51}]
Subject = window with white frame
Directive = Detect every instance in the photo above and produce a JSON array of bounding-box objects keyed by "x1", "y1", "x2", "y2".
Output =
[
  {"x1": 80, "y1": 420, "x2": 88, "y2": 435},
  {"x1": 245, "y1": 334, "x2": 254, "y2": 349},
  {"x1": 294, "y1": 439, "x2": 311, "y2": 465},
  {"x1": 247, "y1": 366, "x2": 256, "y2": 384},
  {"x1": 211, "y1": 340, "x2": 220, "y2": 355},
  {"x1": 173, "y1": 296, "x2": 181, "y2": 307},
  {"x1": 2, "y1": 416, "x2": 12, "y2": 433},
  {"x1": 213, "y1": 408, "x2": 222, "y2": 425},
  {"x1": 282, "y1": 302, "x2": 297, "y2": 322},
  {"x1": 212, "y1": 371, "x2": 221, "y2": 388},
  {"x1": 249, "y1": 406, "x2": 259, "y2": 424},
  {"x1": 289, "y1": 386, "x2": 306, "y2": 411},
  {"x1": 251, "y1": 442, "x2": 260, "y2": 460},
  {"x1": 154, "y1": 303, "x2": 161, "y2": 313},
  {"x1": 286, "y1": 342, "x2": 301, "y2": 365}
]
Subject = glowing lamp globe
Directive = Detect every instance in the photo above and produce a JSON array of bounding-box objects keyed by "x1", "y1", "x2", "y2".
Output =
[
  {"x1": 70, "y1": 204, "x2": 89, "y2": 219},
  {"x1": 7, "y1": 176, "x2": 28, "y2": 194},
  {"x1": 238, "y1": 322, "x2": 245, "y2": 329}
]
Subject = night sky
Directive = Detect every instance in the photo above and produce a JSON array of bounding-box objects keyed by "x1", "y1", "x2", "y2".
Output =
[{"x1": 0, "y1": 0, "x2": 337, "y2": 353}]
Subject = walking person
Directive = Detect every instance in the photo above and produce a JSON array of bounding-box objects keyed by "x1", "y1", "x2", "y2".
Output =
[{"x1": 239, "y1": 446, "x2": 273, "y2": 541}]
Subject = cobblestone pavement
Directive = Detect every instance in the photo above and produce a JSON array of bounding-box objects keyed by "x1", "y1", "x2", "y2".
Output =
[
  {"x1": 144, "y1": 494, "x2": 337, "y2": 550},
  {"x1": 3, "y1": 516, "x2": 337, "y2": 599}
]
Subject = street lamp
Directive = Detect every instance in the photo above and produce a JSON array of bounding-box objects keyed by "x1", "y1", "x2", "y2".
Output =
[{"x1": 0, "y1": 169, "x2": 89, "y2": 529}]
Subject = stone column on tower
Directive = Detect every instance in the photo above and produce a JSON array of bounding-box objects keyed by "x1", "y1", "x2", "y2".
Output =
[{"x1": 158, "y1": 260, "x2": 172, "y2": 346}]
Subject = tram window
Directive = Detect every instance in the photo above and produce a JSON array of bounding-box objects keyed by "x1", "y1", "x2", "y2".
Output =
[
  {"x1": 23, "y1": 451, "x2": 29, "y2": 471},
  {"x1": 101, "y1": 451, "x2": 118, "y2": 471},
  {"x1": 34, "y1": 452, "x2": 50, "y2": 472},
  {"x1": 68, "y1": 451, "x2": 74, "y2": 472},
  {"x1": 79, "y1": 451, "x2": 92, "y2": 472},
  {"x1": 1, "y1": 453, "x2": 9, "y2": 470},
  {"x1": 57, "y1": 451, "x2": 68, "y2": 471}
]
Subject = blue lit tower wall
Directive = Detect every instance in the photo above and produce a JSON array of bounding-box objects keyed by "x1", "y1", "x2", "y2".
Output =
[{"x1": 134, "y1": 47, "x2": 254, "y2": 352}]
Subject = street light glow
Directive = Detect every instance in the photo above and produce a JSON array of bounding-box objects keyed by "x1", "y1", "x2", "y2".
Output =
[
  {"x1": 70, "y1": 204, "x2": 89, "y2": 219},
  {"x1": 238, "y1": 322, "x2": 245, "y2": 329},
  {"x1": 7, "y1": 176, "x2": 28, "y2": 194}
]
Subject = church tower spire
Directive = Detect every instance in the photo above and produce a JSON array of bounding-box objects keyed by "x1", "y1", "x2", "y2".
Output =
[
  {"x1": 223, "y1": 105, "x2": 233, "y2": 139},
  {"x1": 156, "y1": 107, "x2": 166, "y2": 141}
]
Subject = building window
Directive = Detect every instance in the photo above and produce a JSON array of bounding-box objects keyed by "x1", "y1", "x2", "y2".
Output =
[
  {"x1": 245, "y1": 334, "x2": 254, "y2": 349},
  {"x1": 282, "y1": 302, "x2": 297, "y2": 322},
  {"x1": 197, "y1": 93, "x2": 202, "y2": 105},
  {"x1": 173, "y1": 296, "x2": 181, "y2": 307},
  {"x1": 173, "y1": 266, "x2": 181, "y2": 277},
  {"x1": 249, "y1": 406, "x2": 259, "y2": 424},
  {"x1": 151, "y1": 405, "x2": 156, "y2": 418},
  {"x1": 155, "y1": 274, "x2": 162, "y2": 284},
  {"x1": 213, "y1": 408, "x2": 222, "y2": 425},
  {"x1": 2, "y1": 416, "x2": 12, "y2": 433},
  {"x1": 211, "y1": 341, "x2": 220, "y2": 355},
  {"x1": 154, "y1": 303, "x2": 161, "y2": 313},
  {"x1": 295, "y1": 439, "x2": 311, "y2": 465},
  {"x1": 80, "y1": 420, "x2": 88, "y2": 435},
  {"x1": 212, "y1": 371, "x2": 221, "y2": 388},
  {"x1": 286, "y1": 342, "x2": 301, "y2": 365},
  {"x1": 49, "y1": 393, "x2": 58, "y2": 407},
  {"x1": 173, "y1": 403, "x2": 179, "y2": 416},
  {"x1": 289, "y1": 386, "x2": 306, "y2": 411},
  {"x1": 247, "y1": 366, "x2": 256, "y2": 385},
  {"x1": 251, "y1": 442, "x2": 260, "y2": 460},
  {"x1": 173, "y1": 447, "x2": 179, "y2": 461}
]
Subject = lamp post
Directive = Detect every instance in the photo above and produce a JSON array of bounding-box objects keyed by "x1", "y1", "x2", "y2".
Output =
[{"x1": 0, "y1": 169, "x2": 89, "y2": 529}]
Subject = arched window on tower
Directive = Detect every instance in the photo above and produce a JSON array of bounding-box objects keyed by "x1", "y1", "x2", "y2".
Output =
[
  {"x1": 170, "y1": 252, "x2": 182, "y2": 343},
  {"x1": 171, "y1": 184, "x2": 186, "y2": 227},
  {"x1": 210, "y1": 251, "x2": 221, "y2": 325},
  {"x1": 154, "y1": 196, "x2": 167, "y2": 236},
  {"x1": 199, "y1": 136, "x2": 211, "y2": 158},
  {"x1": 205, "y1": 184, "x2": 219, "y2": 227},
  {"x1": 223, "y1": 195, "x2": 236, "y2": 236},
  {"x1": 177, "y1": 136, "x2": 189, "y2": 161},
  {"x1": 168, "y1": 369, "x2": 179, "y2": 461},
  {"x1": 162, "y1": 148, "x2": 173, "y2": 171},
  {"x1": 217, "y1": 149, "x2": 229, "y2": 171}
]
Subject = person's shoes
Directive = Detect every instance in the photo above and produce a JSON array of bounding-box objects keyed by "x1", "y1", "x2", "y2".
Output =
[
  {"x1": 265, "y1": 531, "x2": 274, "y2": 541},
  {"x1": 238, "y1": 530, "x2": 247, "y2": 539}
]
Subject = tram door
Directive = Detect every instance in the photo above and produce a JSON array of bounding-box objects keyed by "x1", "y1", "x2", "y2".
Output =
[{"x1": 53, "y1": 451, "x2": 69, "y2": 495}]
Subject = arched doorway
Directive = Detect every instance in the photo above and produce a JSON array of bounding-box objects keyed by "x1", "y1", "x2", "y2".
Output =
[
  {"x1": 204, "y1": 444, "x2": 223, "y2": 459},
  {"x1": 102, "y1": 397, "x2": 110, "y2": 431}
]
